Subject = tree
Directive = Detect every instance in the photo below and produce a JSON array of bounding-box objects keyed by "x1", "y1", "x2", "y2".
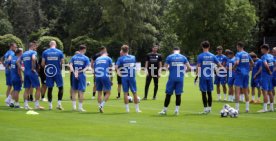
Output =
[{"x1": 0, "y1": 34, "x2": 24, "y2": 56}]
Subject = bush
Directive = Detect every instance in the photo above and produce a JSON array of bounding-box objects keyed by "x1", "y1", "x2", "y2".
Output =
[
  {"x1": 29, "y1": 28, "x2": 50, "y2": 42},
  {"x1": 0, "y1": 34, "x2": 24, "y2": 57},
  {"x1": 37, "y1": 36, "x2": 64, "y2": 55},
  {"x1": 71, "y1": 36, "x2": 102, "y2": 58},
  {"x1": 0, "y1": 19, "x2": 13, "y2": 35}
]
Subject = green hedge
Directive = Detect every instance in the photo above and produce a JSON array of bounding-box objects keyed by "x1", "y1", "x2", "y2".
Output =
[
  {"x1": 37, "y1": 36, "x2": 64, "y2": 55},
  {"x1": 71, "y1": 36, "x2": 102, "y2": 57},
  {"x1": 0, "y1": 34, "x2": 24, "y2": 57}
]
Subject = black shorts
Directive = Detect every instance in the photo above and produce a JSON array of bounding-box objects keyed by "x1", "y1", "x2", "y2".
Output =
[
  {"x1": 39, "y1": 70, "x2": 46, "y2": 84},
  {"x1": 117, "y1": 75, "x2": 122, "y2": 84}
]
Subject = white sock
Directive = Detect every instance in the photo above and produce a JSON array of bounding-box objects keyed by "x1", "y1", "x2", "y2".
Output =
[
  {"x1": 100, "y1": 101, "x2": 106, "y2": 108},
  {"x1": 235, "y1": 103, "x2": 240, "y2": 111},
  {"x1": 204, "y1": 107, "x2": 208, "y2": 111},
  {"x1": 125, "y1": 104, "x2": 129, "y2": 112},
  {"x1": 135, "y1": 104, "x2": 140, "y2": 111},
  {"x1": 217, "y1": 94, "x2": 221, "y2": 100},
  {"x1": 270, "y1": 103, "x2": 274, "y2": 111},
  {"x1": 163, "y1": 107, "x2": 168, "y2": 112},
  {"x1": 35, "y1": 100, "x2": 39, "y2": 107},
  {"x1": 24, "y1": 100, "x2": 28, "y2": 107},
  {"x1": 79, "y1": 102, "x2": 83, "y2": 109},
  {"x1": 241, "y1": 94, "x2": 245, "y2": 101},
  {"x1": 246, "y1": 102, "x2": 249, "y2": 111},
  {"x1": 49, "y1": 102, "x2": 53, "y2": 107},
  {"x1": 175, "y1": 106, "x2": 180, "y2": 112},
  {"x1": 252, "y1": 96, "x2": 255, "y2": 100},
  {"x1": 72, "y1": 101, "x2": 76, "y2": 109},
  {"x1": 8, "y1": 95, "x2": 12, "y2": 99},
  {"x1": 264, "y1": 103, "x2": 268, "y2": 111},
  {"x1": 58, "y1": 100, "x2": 62, "y2": 106},
  {"x1": 224, "y1": 94, "x2": 226, "y2": 99}
]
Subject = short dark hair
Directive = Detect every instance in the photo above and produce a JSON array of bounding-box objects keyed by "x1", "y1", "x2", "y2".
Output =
[
  {"x1": 249, "y1": 52, "x2": 257, "y2": 58},
  {"x1": 225, "y1": 49, "x2": 233, "y2": 55},
  {"x1": 261, "y1": 44, "x2": 270, "y2": 50},
  {"x1": 121, "y1": 45, "x2": 129, "y2": 53},
  {"x1": 10, "y1": 42, "x2": 16, "y2": 47},
  {"x1": 99, "y1": 46, "x2": 106, "y2": 52},
  {"x1": 173, "y1": 47, "x2": 180, "y2": 50},
  {"x1": 237, "y1": 41, "x2": 244, "y2": 48},
  {"x1": 79, "y1": 45, "x2": 87, "y2": 50},
  {"x1": 15, "y1": 48, "x2": 23, "y2": 55},
  {"x1": 201, "y1": 41, "x2": 210, "y2": 48}
]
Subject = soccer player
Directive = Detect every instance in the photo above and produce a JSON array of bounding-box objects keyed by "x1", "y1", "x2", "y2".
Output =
[
  {"x1": 159, "y1": 47, "x2": 190, "y2": 115},
  {"x1": 42, "y1": 41, "x2": 64, "y2": 110},
  {"x1": 214, "y1": 46, "x2": 228, "y2": 101},
  {"x1": 226, "y1": 50, "x2": 236, "y2": 102},
  {"x1": 116, "y1": 51, "x2": 123, "y2": 99},
  {"x1": 3, "y1": 43, "x2": 17, "y2": 106},
  {"x1": 10, "y1": 48, "x2": 23, "y2": 108},
  {"x1": 249, "y1": 52, "x2": 262, "y2": 104},
  {"x1": 69, "y1": 45, "x2": 90, "y2": 112},
  {"x1": 258, "y1": 44, "x2": 275, "y2": 112},
  {"x1": 91, "y1": 47, "x2": 106, "y2": 99},
  {"x1": 116, "y1": 45, "x2": 141, "y2": 113},
  {"x1": 94, "y1": 49, "x2": 113, "y2": 113},
  {"x1": 38, "y1": 47, "x2": 48, "y2": 102},
  {"x1": 196, "y1": 41, "x2": 221, "y2": 114},
  {"x1": 233, "y1": 42, "x2": 253, "y2": 113},
  {"x1": 20, "y1": 42, "x2": 44, "y2": 110},
  {"x1": 143, "y1": 45, "x2": 162, "y2": 100}
]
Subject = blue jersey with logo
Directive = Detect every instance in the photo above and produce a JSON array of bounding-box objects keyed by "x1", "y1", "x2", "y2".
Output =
[
  {"x1": 70, "y1": 54, "x2": 90, "y2": 72},
  {"x1": 10, "y1": 55, "x2": 21, "y2": 81},
  {"x1": 4, "y1": 50, "x2": 15, "y2": 72},
  {"x1": 252, "y1": 59, "x2": 262, "y2": 79},
  {"x1": 197, "y1": 52, "x2": 219, "y2": 79},
  {"x1": 116, "y1": 55, "x2": 136, "y2": 78},
  {"x1": 226, "y1": 57, "x2": 236, "y2": 77},
  {"x1": 165, "y1": 53, "x2": 188, "y2": 81},
  {"x1": 235, "y1": 51, "x2": 252, "y2": 75},
  {"x1": 94, "y1": 56, "x2": 113, "y2": 78},
  {"x1": 42, "y1": 48, "x2": 64, "y2": 74},
  {"x1": 261, "y1": 54, "x2": 275, "y2": 77},
  {"x1": 21, "y1": 50, "x2": 37, "y2": 74},
  {"x1": 216, "y1": 54, "x2": 227, "y2": 65}
]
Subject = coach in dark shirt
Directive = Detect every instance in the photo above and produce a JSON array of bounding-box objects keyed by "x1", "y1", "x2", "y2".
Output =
[{"x1": 143, "y1": 45, "x2": 162, "y2": 100}]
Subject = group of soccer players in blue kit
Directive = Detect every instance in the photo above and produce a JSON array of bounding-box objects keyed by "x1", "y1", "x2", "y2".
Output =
[{"x1": 2, "y1": 39, "x2": 276, "y2": 115}]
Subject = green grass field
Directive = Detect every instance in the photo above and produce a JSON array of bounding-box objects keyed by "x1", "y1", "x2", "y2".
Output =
[{"x1": 0, "y1": 71, "x2": 276, "y2": 141}]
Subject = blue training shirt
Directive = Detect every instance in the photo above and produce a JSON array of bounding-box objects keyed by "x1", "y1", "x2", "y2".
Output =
[
  {"x1": 197, "y1": 52, "x2": 219, "y2": 79},
  {"x1": 226, "y1": 57, "x2": 236, "y2": 78},
  {"x1": 42, "y1": 48, "x2": 64, "y2": 74},
  {"x1": 165, "y1": 53, "x2": 188, "y2": 81},
  {"x1": 4, "y1": 50, "x2": 15, "y2": 72},
  {"x1": 261, "y1": 54, "x2": 275, "y2": 77},
  {"x1": 10, "y1": 55, "x2": 21, "y2": 81},
  {"x1": 116, "y1": 55, "x2": 136, "y2": 78},
  {"x1": 235, "y1": 51, "x2": 252, "y2": 75},
  {"x1": 21, "y1": 50, "x2": 37, "y2": 74},
  {"x1": 252, "y1": 58, "x2": 262, "y2": 79},
  {"x1": 94, "y1": 55, "x2": 113, "y2": 78},
  {"x1": 70, "y1": 53, "x2": 90, "y2": 73}
]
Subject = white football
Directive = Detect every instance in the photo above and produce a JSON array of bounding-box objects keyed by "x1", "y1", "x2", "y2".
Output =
[
  {"x1": 228, "y1": 108, "x2": 238, "y2": 118},
  {"x1": 87, "y1": 81, "x2": 91, "y2": 86},
  {"x1": 223, "y1": 104, "x2": 231, "y2": 110},
  {"x1": 220, "y1": 109, "x2": 229, "y2": 117},
  {"x1": 128, "y1": 96, "x2": 133, "y2": 103}
]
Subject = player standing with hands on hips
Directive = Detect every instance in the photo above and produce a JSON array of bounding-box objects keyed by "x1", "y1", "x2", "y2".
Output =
[
  {"x1": 42, "y1": 41, "x2": 64, "y2": 110},
  {"x1": 143, "y1": 45, "x2": 162, "y2": 100},
  {"x1": 159, "y1": 47, "x2": 191, "y2": 115}
]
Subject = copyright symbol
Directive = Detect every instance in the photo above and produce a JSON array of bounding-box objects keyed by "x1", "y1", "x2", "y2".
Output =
[{"x1": 44, "y1": 64, "x2": 57, "y2": 77}]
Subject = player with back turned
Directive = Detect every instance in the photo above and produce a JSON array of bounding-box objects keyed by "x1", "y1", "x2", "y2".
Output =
[
  {"x1": 159, "y1": 47, "x2": 191, "y2": 115},
  {"x1": 196, "y1": 41, "x2": 222, "y2": 114}
]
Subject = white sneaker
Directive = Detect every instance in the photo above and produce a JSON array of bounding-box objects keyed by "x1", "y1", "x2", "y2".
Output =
[
  {"x1": 49, "y1": 104, "x2": 53, "y2": 110},
  {"x1": 73, "y1": 106, "x2": 77, "y2": 111},
  {"x1": 159, "y1": 110, "x2": 167, "y2": 115},
  {"x1": 41, "y1": 98, "x2": 48, "y2": 102},
  {"x1": 5, "y1": 98, "x2": 10, "y2": 106},
  {"x1": 92, "y1": 96, "x2": 95, "y2": 100},
  {"x1": 24, "y1": 106, "x2": 33, "y2": 110},
  {"x1": 56, "y1": 105, "x2": 64, "y2": 111},
  {"x1": 99, "y1": 106, "x2": 104, "y2": 113},
  {"x1": 126, "y1": 108, "x2": 130, "y2": 113},
  {"x1": 78, "y1": 108, "x2": 86, "y2": 112},
  {"x1": 257, "y1": 109, "x2": 267, "y2": 113},
  {"x1": 174, "y1": 111, "x2": 179, "y2": 116},
  {"x1": 136, "y1": 109, "x2": 142, "y2": 113}
]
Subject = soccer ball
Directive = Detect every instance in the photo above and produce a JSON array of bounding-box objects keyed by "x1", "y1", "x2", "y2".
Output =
[
  {"x1": 228, "y1": 108, "x2": 238, "y2": 118},
  {"x1": 220, "y1": 109, "x2": 229, "y2": 117},
  {"x1": 87, "y1": 81, "x2": 91, "y2": 86},
  {"x1": 223, "y1": 104, "x2": 231, "y2": 110},
  {"x1": 128, "y1": 96, "x2": 133, "y2": 103},
  {"x1": 137, "y1": 96, "x2": 141, "y2": 103}
]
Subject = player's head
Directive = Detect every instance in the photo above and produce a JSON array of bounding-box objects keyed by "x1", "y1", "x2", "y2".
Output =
[
  {"x1": 10, "y1": 42, "x2": 17, "y2": 51},
  {"x1": 201, "y1": 41, "x2": 210, "y2": 50},
  {"x1": 152, "y1": 45, "x2": 159, "y2": 53},
  {"x1": 249, "y1": 52, "x2": 258, "y2": 61},
  {"x1": 227, "y1": 50, "x2": 234, "y2": 58},
  {"x1": 15, "y1": 48, "x2": 23, "y2": 56},
  {"x1": 79, "y1": 45, "x2": 87, "y2": 54},
  {"x1": 261, "y1": 44, "x2": 270, "y2": 54},
  {"x1": 121, "y1": 45, "x2": 129, "y2": 54},
  {"x1": 272, "y1": 47, "x2": 276, "y2": 56},
  {"x1": 49, "y1": 40, "x2": 57, "y2": 48},
  {"x1": 236, "y1": 41, "x2": 244, "y2": 51},
  {"x1": 216, "y1": 46, "x2": 223, "y2": 54},
  {"x1": 120, "y1": 50, "x2": 123, "y2": 56},
  {"x1": 99, "y1": 46, "x2": 107, "y2": 53},
  {"x1": 173, "y1": 47, "x2": 180, "y2": 54},
  {"x1": 29, "y1": 42, "x2": 37, "y2": 50}
]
